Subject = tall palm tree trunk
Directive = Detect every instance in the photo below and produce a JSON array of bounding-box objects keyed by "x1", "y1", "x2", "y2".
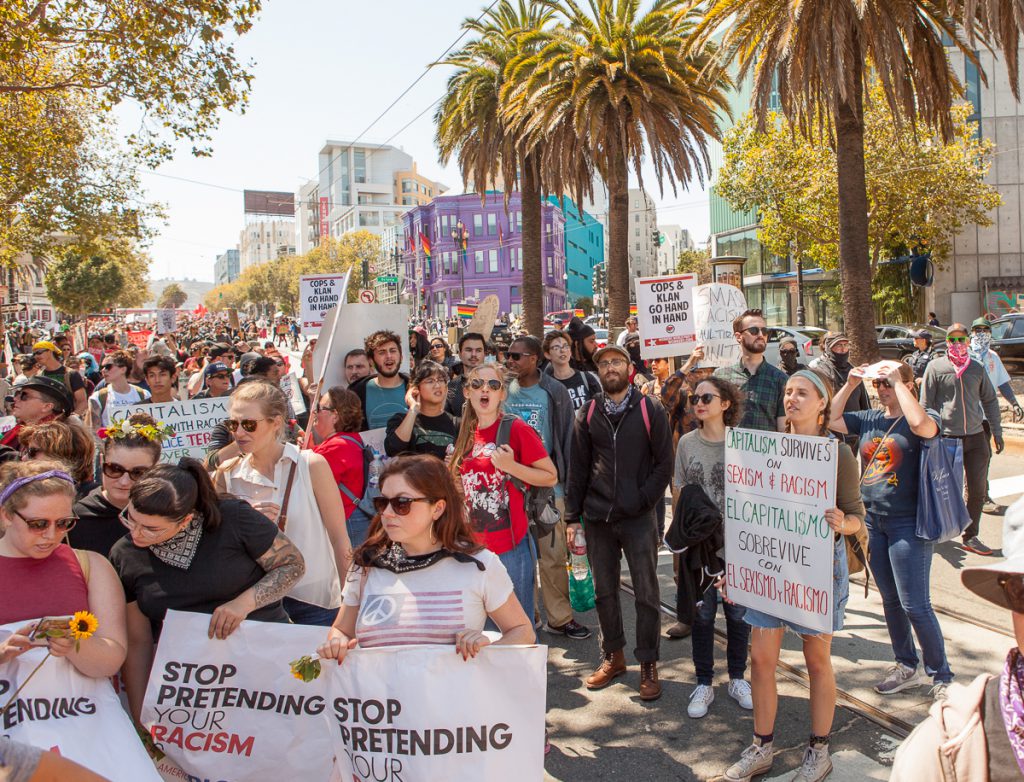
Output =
[
  {"x1": 520, "y1": 155, "x2": 544, "y2": 337},
  {"x1": 835, "y1": 40, "x2": 879, "y2": 362},
  {"x1": 606, "y1": 146, "x2": 630, "y2": 340}
]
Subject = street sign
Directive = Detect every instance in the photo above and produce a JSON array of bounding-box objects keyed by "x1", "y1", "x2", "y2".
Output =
[
  {"x1": 358, "y1": 289, "x2": 376, "y2": 304},
  {"x1": 376, "y1": 275, "x2": 398, "y2": 283}
]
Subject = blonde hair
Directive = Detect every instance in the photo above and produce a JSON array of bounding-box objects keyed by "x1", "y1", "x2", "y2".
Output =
[
  {"x1": 448, "y1": 364, "x2": 508, "y2": 480},
  {"x1": 0, "y1": 459, "x2": 76, "y2": 515},
  {"x1": 228, "y1": 380, "x2": 288, "y2": 439}
]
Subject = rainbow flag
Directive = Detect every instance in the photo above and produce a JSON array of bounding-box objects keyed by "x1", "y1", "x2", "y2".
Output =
[
  {"x1": 629, "y1": 304, "x2": 637, "y2": 316},
  {"x1": 574, "y1": 308, "x2": 584, "y2": 318},
  {"x1": 419, "y1": 232, "x2": 431, "y2": 259},
  {"x1": 457, "y1": 304, "x2": 477, "y2": 320}
]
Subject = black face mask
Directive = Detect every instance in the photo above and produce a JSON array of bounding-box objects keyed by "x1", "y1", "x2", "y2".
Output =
[
  {"x1": 780, "y1": 351, "x2": 799, "y2": 370},
  {"x1": 831, "y1": 350, "x2": 851, "y2": 370}
]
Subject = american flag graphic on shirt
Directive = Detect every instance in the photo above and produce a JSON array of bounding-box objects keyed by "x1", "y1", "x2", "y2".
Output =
[{"x1": 356, "y1": 590, "x2": 465, "y2": 648}]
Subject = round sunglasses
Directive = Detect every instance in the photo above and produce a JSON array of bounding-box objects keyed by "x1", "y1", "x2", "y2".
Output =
[
  {"x1": 13, "y1": 509, "x2": 78, "y2": 533},
  {"x1": 372, "y1": 496, "x2": 434, "y2": 515}
]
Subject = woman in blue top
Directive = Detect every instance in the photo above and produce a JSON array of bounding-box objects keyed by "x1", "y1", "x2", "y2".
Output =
[{"x1": 830, "y1": 361, "x2": 953, "y2": 700}]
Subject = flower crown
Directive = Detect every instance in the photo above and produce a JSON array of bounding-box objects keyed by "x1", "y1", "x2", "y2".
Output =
[{"x1": 98, "y1": 417, "x2": 175, "y2": 443}]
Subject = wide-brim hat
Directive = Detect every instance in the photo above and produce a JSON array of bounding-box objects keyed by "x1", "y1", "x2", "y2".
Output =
[{"x1": 962, "y1": 497, "x2": 1024, "y2": 609}]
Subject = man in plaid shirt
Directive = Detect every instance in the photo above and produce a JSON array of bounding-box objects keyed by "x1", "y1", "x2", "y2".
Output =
[{"x1": 714, "y1": 309, "x2": 786, "y2": 432}]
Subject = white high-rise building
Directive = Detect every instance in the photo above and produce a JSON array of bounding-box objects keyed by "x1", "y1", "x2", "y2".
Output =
[
  {"x1": 628, "y1": 188, "x2": 657, "y2": 296},
  {"x1": 656, "y1": 224, "x2": 696, "y2": 274}
]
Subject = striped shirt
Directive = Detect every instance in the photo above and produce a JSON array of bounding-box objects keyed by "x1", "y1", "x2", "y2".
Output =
[{"x1": 344, "y1": 550, "x2": 513, "y2": 648}]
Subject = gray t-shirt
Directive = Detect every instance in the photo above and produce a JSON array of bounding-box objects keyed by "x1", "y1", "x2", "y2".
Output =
[
  {"x1": 0, "y1": 737, "x2": 41, "y2": 782},
  {"x1": 673, "y1": 428, "x2": 726, "y2": 512}
]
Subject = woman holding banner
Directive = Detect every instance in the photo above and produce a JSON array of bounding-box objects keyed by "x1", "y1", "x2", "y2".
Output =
[
  {"x1": 217, "y1": 381, "x2": 351, "y2": 626},
  {"x1": 722, "y1": 369, "x2": 865, "y2": 782},
  {"x1": 830, "y1": 362, "x2": 953, "y2": 700},
  {"x1": 0, "y1": 460, "x2": 127, "y2": 679},
  {"x1": 317, "y1": 454, "x2": 533, "y2": 662},
  {"x1": 111, "y1": 458, "x2": 305, "y2": 721}
]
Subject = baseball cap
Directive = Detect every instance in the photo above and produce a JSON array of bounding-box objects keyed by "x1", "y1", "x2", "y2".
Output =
[
  {"x1": 204, "y1": 361, "x2": 231, "y2": 377},
  {"x1": 971, "y1": 317, "x2": 992, "y2": 330},
  {"x1": 911, "y1": 329, "x2": 933, "y2": 341},
  {"x1": 208, "y1": 343, "x2": 232, "y2": 359},
  {"x1": 592, "y1": 344, "x2": 630, "y2": 365}
]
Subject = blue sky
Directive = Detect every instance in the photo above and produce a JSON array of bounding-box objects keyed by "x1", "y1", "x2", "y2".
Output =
[{"x1": 139, "y1": 0, "x2": 712, "y2": 282}]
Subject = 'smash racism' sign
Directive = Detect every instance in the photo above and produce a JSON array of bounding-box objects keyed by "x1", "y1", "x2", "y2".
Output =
[{"x1": 693, "y1": 283, "x2": 748, "y2": 367}]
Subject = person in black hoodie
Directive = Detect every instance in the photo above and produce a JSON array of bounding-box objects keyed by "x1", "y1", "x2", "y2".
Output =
[
  {"x1": 564, "y1": 317, "x2": 599, "y2": 373},
  {"x1": 566, "y1": 344, "x2": 673, "y2": 701}
]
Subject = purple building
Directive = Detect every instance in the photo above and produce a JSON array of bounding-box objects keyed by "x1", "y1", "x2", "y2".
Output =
[{"x1": 401, "y1": 191, "x2": 567, "y2": 318}]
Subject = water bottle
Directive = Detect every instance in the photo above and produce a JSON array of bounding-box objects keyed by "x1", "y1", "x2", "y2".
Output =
[
  {"x1": 367, "y1": 457, "x2": 382, "y2": 490},
  {"x1": 570, "y1": 528, "x2": 589, "y2": 581}
]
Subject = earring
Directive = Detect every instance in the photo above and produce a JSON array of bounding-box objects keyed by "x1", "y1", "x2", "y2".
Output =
[{"x1": 429, "y1": 523, "x2": 438, "y2": 545}]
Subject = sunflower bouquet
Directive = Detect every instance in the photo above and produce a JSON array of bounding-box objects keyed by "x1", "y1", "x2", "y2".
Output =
[{"x1": 289, "y1": 654, "x2": 322, "y2": 683}]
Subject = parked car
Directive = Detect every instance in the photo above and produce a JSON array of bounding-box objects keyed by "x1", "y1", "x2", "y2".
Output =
[
  {"x1": 874, "y1": 324, "x2": 947, "y2": 360},
  {"x1": 990, "y1": 314, "x2": 1024, "y2": 374},
  {"x1": 594, "y1": 328, "x2": 609, "y2": 349},
  {"x1": 761, "y1": 326, "x2": 826, "y2": 367}
]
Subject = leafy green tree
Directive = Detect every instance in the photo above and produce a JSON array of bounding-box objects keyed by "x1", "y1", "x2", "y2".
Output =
[
  {"x1": 574, "y1": 296, "x2": 594, "y2": 315},
  {"x1": 676, "y1": 247, "x2": 712, "y2": 284},
  {"x1": 45, "y1": 250, "x2": 126, "y2": 316},
  {"x1": 158, "y1": 283, "x2": 188, "y2": 309}
]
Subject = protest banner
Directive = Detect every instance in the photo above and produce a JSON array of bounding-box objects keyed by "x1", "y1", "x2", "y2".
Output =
[
  {"x1": 281, "y1": 371, "x2": 307, "y2": 416},
  {"x1": 312, "y1": 304, "x2": 410, "y2": 390},
  {"x1": 692, "y1": 283, "x2": 748, "y2": 367},
  {"x1": 326, "y1": 644, "x2": 547, "y2": 782},
  {"x1": 71, "y1": 322, "x2": 88, "y2": 354},
  {"x1": 156, "y1": 309, "x2": 177, "y2": 335},
  {"x1": 112, "y1": 398, "x2": 230, "y2": 462},
  {"x1": 723, "y1": 427, "x2": 838, "y2": 634},
  {"x1": 300, "y1": 274, "x2": 347, "y2": 335},
  {"x1": 127, "y1": 330, "x2": 152, "y2": 350},
  {"x1": 0, "y1": 622, "x2": 161, "y2": 782},
  {"x1": 228, "y1": 307, "x2": 241, "y2": 332},
  {"x1": 635, "y1": 273, "x2": 698, "y2": 359},
  {"x1": 141, "y1": 611, "x2": 333, "y2": 782}
]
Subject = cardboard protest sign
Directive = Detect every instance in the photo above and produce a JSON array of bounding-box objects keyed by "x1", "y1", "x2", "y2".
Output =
[
  {"x1": 692, "y1": 283, "x2": 747, "y2": 367},
  {"x1": 127, "y1": 330, "x2": 152, "y2": 350},
  {"x1": 112, "y1": 398, "x2": 229, "y2": 462},
  {"x1": 228, "y1": 307, "x2": 240, "y2": 332},
  {"x1": 326, "y1": 644, "x2": 547, "y2": 781},
  {"x1": 156, "y1": 309, "x2": 177, "y2": 334},
  {"x1": 0, "y1": 622, "x2": 161, "y2": 782},
  {"x1": 71, "y1": 322, "x2": 88, "y2": 354},
  {"x1": 312, "y1": 304, "x2": 410, "y2": 390},
  {"x1": 635, "y1": 274, "x2": 698, "y2": 359},
  {"x1": 724, "y1": 427, "x2": 838, "y2": 634},
  {"x1": 141, "y1": 611, "x2": 333, "y2": 782},
  {"x1": 300, "y1": 274, "x2": 347, "y2": 335}
]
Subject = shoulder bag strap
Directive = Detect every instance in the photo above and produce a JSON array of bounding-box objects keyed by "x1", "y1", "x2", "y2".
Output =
[{"x1": 276, "y1": 461, "x2": 299, "y2": 533}]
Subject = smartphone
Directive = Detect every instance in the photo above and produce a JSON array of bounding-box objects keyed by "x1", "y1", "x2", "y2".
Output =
[{"x1": 28, "y1": 616, "x2": 73, "y2": 646}]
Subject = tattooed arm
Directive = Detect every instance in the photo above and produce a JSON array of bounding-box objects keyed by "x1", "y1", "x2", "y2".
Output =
[{"x1": 207, "y1": 533, "x2": 306, "y2": 640}]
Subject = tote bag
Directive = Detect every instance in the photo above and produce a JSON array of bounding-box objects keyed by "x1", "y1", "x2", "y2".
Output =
[{"x1": 916, "y1": 436, "x2": 972, "y2": 542}]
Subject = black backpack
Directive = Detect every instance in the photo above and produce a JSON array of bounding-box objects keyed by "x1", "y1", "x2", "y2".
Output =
[{"x1": 495, "y1": 415, "x2": 561, "y2": 539}]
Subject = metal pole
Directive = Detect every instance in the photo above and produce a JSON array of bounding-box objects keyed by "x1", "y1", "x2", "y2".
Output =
[{"x1": 796, "y1": 255, "x2": 806, "y2": 327}]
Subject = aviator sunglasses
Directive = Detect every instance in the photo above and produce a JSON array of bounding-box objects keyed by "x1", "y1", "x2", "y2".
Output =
[
  {"x1": 467, "y1": 378, "x2": 502, "y2": 391},
  {"x1": 226, "y1": 418, "x2": 267, "y2": 433},
  {"x1": 371, "y1": 496, "x2": 434, "y2": 515}
]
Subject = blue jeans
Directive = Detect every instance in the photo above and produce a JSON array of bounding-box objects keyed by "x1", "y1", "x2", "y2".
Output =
[
  {"x1": 282, "y1": 597, "x2": 339, "y2": 627},
  {"x1": 692, "y1": 586, "x2": 749, "y2": 685},
  {"x1": 491, "y1": 534, "x2": 536, "y2": 629},
  {"x1": 347, "y1": 510, "x2": 372, "y2": 550},
  {"x1": 866, "y1": 513, "x2": 953, "y2": 683}
]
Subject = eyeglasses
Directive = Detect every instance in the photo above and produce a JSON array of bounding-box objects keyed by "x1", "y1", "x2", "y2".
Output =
[
  {"x1": 208, "y1": 372, "x2": 230, "y2": 381},
  {"x1": 119, "y1": 506, "x2": 182, "y2": 540},
  {"x1": 973, "y1": 328, "x2": 992, "y2": 334},
  {"x1": 13, "y1": 509, "x2": 78, "y2": 533},
  {"x1": 103, "y1": 462, "x2": 151, "y2": 481},
  {"x1": 31, "y1": 349, "x2": 48, "y2": 356},
  {"x1": 101, "y1": 364, "x2": 118, "y2": 371},
  {"x1": 597, "y1": 359, "x2": 628, "y2": 369},
  {"x1": 688, "y1": 393, "x2": 721, "y2": 405},
  {"x1": 779, "y1": 350, "x2": 798, "y2": 357},
  {"x1": 430, "y1": 343, "x2": 445, "y2": 350},
  {"x1": 947, "y1": 336, "x2": 969, "y2": 343},
  {"x1": 741, "y1": 326, "x2": 768, "y2": 336},
  {"x1": 547, "y1": 344, "x2": 571, "y2": 352},
  {"x1": 999, "y1": 574, "x2": 1024, "y2": 612},
  {"x1": 468, "y1": 378, "x2": 502, "y2": 391},
  {"x1": 317, "y1": 404, "x2": 335, "y2": 414},
  {"x1": 226, "y1": 418, "x2": 266, "y2": 433},
  {"x1": 506, "y1": 351, "x2": 535, "y2": 361},
  {"x1": 371, "y1": 496, "x2": 434, "y2": 516},
  {"x1": 871, "y1": 379, "x2": 892, "y2": 389},
  {"x1": 419, "y1": 376, "x2": 448, "y2": 387}
]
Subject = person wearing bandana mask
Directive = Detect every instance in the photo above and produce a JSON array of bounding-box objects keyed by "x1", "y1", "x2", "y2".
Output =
[
  {"x1": 922, "y1": 324, "x2": 1004, "y2": 556},
  {"x1": 776, "y1": 337, "x2": 806, "y2": 376},
  {"x1": 809, "y1": 332, "x2": 869, "y2": 414}
]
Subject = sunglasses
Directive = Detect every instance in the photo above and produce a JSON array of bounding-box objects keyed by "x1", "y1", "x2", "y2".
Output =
[
  {"x1": 103, "y1": 461, "x2": 151, "y2": 481},
  {"x1": 506, "y1": 351, "x2": 535, "y2": 361},
  {"x1": 779, "y1": 350, "x2": 797, "y2": 356},
  {"x1": 101, "y1": 364, "x2": 116, "y2": 371},
  {"x1": 871, "y1": 379, "x2": 892, "y2": 389},
  {"x1": 741, "y1": 326, "x2": 768, "y2": 336},
  {"x1": 31, "y1": 349, "x2": 48, "y2": 356},
  {"x1": 468, "y1": 378, "x2": 502, "y2": 391},
  {"x1": 999, "y1": 574, "x2": 1024, "y2": 612},
  {"x1": 12, "y1": 390, "x2": 43, "y2": 402},
  {"x1": 226, "y1": 418, "x2": 266, "y2": 433},
  {"x1": 371, "y1": 496, "x2": 434, "y2": 515},
  {"x1": 14, "y1": 509, "x2": 78, "y2": 533},
  {"x1": 947, "y1": 336, "x2": 969, "y2": 343},
  {"x1": 208, "y1": 372, "x2": 230, "y2": 380},
  {"x1": 689, "y1": 393, "x2": 721, "y2": 405},
  {"x1": 430, "y1": 343, "x2": 445, "y2": 350}
]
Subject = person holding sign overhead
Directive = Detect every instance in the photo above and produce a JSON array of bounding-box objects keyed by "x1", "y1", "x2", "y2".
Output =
[{"x1": 721, "y1": 369, "x2": 864, "y2": 782}]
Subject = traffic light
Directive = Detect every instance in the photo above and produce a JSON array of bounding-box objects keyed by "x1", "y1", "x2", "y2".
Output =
[{"x1": 651, "y1": 229, "x2": 660, "y2": 246}]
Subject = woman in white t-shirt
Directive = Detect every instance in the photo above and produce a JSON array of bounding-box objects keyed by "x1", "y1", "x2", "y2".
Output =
[{"x1": 317, "y1": 454, "x2": 534, "y2": 663}]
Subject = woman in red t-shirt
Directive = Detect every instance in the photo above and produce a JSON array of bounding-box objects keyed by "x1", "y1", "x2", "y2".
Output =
[
  {"x1": 311, "y1": 387, "x2": 368, "y2": 545},
  {"x1": 449, "y1": 364, "x2": 557, "y2": 625}
]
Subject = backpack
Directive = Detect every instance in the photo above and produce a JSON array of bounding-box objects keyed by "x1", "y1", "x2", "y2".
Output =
[
  {"x1": 337, "y1": 435, "x2": 382, "y2": 530},
  {"x1": 585, "y1": 394, "x2": 652, "y2": 437},
  {"x1": 495, "y1": 415, "x2": 561, "y2": 539},
  {"x1": 96, "y1": 384, "x2": 147, "y2": 419}
]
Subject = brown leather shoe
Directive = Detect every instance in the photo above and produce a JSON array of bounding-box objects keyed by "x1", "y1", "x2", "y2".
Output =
[
  {"x1": 585, "y1": 650, "x2": 627, "y2": 689},
  {"x1": 639, "y1": 661, "x2": 662, "y2": 701},
  {"x1": 666, "y1": 621, "x2": 692, "y2": 639}
]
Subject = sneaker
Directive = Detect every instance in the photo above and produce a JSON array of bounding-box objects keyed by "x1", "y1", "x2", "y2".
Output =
[
  {"x1": 930, "y1": 682, "x2": 950, "y2": 702},
  {"x1": 961, "y1": 536, "x2": 994, "y2": 556},
  {"x1": 728, "y1": 678, "x2": 754, "y2": 710},
  {"x1": 874, "y1": 663, "x2": 923, "y2": 694},
  {"x1": 723, "y1": 741, "x2": 774, "y2": 782},
  {"x1": 983, "y1": 499, "x2": 1006, "y2": 515},
  {"x1": 687, "y1": 684, "x2": 715, "y2": 718},
  {"x1": 789, "y1": 744, "x2": 832, "y2": 782},
  {"x1": 546, "y1": 619, "x2": 592, "y2": 639}
]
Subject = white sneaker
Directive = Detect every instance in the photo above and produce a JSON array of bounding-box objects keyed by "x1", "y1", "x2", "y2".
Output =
[
  {"x1": 687, "y1": 684, "x2": 715, "y2": 718},
  {"x1": 724, "y1": 741, "x2": 774, "y2": 782},
  {"x1": 874, "y1": 662, "x2": 923, "y2": 694},
  {"x1": 728, "y1": 678, "x2": 754, "y2": 710},
  {"x1": 789, "y1": 744, "x2": 832, "y2": 781}
]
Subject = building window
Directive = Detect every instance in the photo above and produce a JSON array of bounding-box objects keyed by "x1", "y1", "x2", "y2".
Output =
[
  {"x1": 635, "y1": 227, "x2": 640, "y2": 237},
  {"x1": 475, "y1": 250, "x2": 484, "y2": 273},
  {"x1": 511, "y1": 286, "x2": 520, "y2": 299},
  {"x1": 635, "y1": 242, "x2": 640, "y2": 252},
  {"x1": 441, "y1": 214, "x2": 449, "y2": 232},
  {"x1": 547, "y1": 255, "x2": 553, "y2": 276},
  {"x1": 473, "y1": 214, "x2": 483, "y2": 235},
  {"x1": 634, "y1": 214, "x2": 639, "y2": 223},
  {"x1": 488, "y1": 249, "x2": 498, "y2": 272},
  {"x1": 487, "y1": 213, "x2": 497, "y2": 235},
  {"x1": 966, "y1": 53, "x2": 982, "y2": 139},
  {"x1": 354, "y1": 150, "x2": 366, "y2": 184}
]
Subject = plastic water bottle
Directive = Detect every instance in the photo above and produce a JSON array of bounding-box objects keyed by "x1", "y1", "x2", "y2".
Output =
[
  {"x1": 570, "y1": 529, "x2": 589, "y2": 581},
  {"x1": 367, "y1": 458, "x2": 382, "y2": 489}
]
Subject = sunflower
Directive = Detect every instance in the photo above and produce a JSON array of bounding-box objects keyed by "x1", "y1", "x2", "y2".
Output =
[{"x1": 69, "y1": 611, "x2": 98, "y2": 641}]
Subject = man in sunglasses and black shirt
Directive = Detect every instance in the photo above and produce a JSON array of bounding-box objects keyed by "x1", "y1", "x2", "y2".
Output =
[{"x1": 713, "y1": 309, "x2": 787, "y2": 432}]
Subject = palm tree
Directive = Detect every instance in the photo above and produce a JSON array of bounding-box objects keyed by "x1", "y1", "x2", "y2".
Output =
[
  {"x1": 435, "y1": 0, "x2": 555, "y2": 337},
  {"x1": 691, "y1": 1, "x2": 979, "y2": 360},
  {"x1": 504, "y1": 0, "x2": 731, "y2": 338}
]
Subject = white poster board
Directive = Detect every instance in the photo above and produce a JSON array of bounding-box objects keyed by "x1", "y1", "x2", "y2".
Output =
[
  {"x1": 156, "y1": 309, "x2": 178, "y2": 335},
  {"x1": 113, "y1": 398, "x2": 230, "y2": 462},
  {"x1": 723, "y1": 427, "x2": 837, "y2": 634},
  {"x1": 141, "y1": 611, "x2": 333, "y2": 782},
  {"x1": 693, "y1": 283, "x2": 747, "y2": 367},
  {"x1": 635, "y1": 274, "x2": 698, "y2": 359},
  {"x1": 300, "y1": 274, "x2": 347, "y2": 336},
  {"x1": 313, "y1": 304, "x2": 411, "y2": 391},
  {"x1": 280, "y1": 372, "x2": 307, "y2": 416}
]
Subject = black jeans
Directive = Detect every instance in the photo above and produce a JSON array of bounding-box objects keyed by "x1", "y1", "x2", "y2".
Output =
[
  {"x1": 586, "y1": 512, "x2": 661, "y2": 663},
  {"x1": 962, "y1": 430, "x2": 991, "y2": 539},
  {"x1": 692, "y1": 586, "x2": 749, "y2": 685}
]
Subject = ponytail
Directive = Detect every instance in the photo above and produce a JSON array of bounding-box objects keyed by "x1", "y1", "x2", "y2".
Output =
[{"x1": 130, "y1": 457, "x2": 223, "y2": 530}]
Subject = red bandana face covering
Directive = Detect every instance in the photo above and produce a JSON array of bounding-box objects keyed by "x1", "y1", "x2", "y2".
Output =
[{"x1": 947, "y1": 341, "x2": 970, "y2": 378}]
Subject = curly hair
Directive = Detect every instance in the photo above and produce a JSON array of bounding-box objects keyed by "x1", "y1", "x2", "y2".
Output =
[
  {"x1": 364, "y1": 330, "x2": 403, "y2": 359},
  {"x1": 20, "y1": 421, "x2": 96, "y2": 484},
  {"x1": 692, "y1": 376, "x2": 745, "y2": 429}
]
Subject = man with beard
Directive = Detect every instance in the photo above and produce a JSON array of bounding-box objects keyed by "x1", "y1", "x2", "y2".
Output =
[
  {"x1": 445, "y1": 332, "x2": 486, "y2": 416},
  {"x1": 777, "y1": 337, "x2": 806, "y2": 376},
  {"x1": 810, "y1": 332, "x2": 868, "y2": 414},
  {"x1": 566, "y1": 343, "x2": 673, "y2": 700},
  {"x1": 922, "y1": 323, "x2": 1003, "y2": 555},
  {"x1": 564, "y1": 317, "x2": 599, "y2": 372},
  {"x1": 351, "y1": 330, "x2": 409, "y2": 429},
  {"x1": 714, "y1": 309, "x2": 787, "y2": 432}
]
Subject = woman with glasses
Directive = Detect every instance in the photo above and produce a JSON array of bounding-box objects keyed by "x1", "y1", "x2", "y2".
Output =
[
  {"x1": 0, "y1": 460, "x2": 127, "y2": 681},
  {"x1": 20, "y1": 420, "x2": 97, "y2": 497},
  {"x1": 311, "y1": 387, "x2": 368, "y2": 546},
  {"x1": 110, "y1": 458, "x2": 305, "y2": 721},
  {"x1": 428, "y1": 337, "x2": 456, "y2": 370},
  {"x1": 831, "y1": 361, "x2": 953, "y2": 700},
  {"x1": 317, "y1": 454, "x2": 533, "y2": 662},
  {"x1": 216, "y1": 380, "x2": 351, "y2": 626},
  {"x1": 384, "y1": 360, "x2": 460, "y2": 460},
  {"x1": 448, "y1": 364, "x2": 557, "y2": 627},
  {"x1": 70, "y1": 413, "x2": 167, "y2": 558}
]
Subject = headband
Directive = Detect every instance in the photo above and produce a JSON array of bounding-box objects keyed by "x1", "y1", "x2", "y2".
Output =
[
  {"x1": 0, "y1": 470, "x2": 75, "y2": 506},
  {"x1": 791, "y1": 369, "x2": 829, "y2": 400}
]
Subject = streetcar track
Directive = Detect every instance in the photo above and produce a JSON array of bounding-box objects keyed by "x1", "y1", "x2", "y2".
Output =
[{"x1": 620, "y1": 581, "x2": 914, "y2": 739}]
